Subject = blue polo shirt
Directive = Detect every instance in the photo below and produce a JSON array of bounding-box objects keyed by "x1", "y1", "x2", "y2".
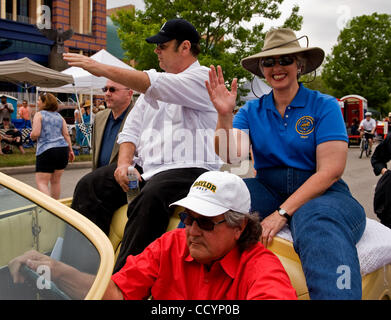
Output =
[
  {"x1": 98, "y1": 107, "x2": 129, "y2": 168},
  {"x1": 233, "y1": 83, "x2": 348, "y2": 171}
]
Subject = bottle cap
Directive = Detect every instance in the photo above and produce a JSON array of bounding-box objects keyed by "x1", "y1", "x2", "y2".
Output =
[{"x1": 127, "y1": 165, "x2": 135, "y2": 174}]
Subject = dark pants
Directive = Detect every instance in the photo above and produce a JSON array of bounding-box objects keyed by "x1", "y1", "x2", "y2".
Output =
[
  {"x1": 70, "y1": 163, "x2": 207, "y2": 273},
  {"x1": 114, "y1": 167, "x2": 207, "y2": 272},
  {"x1": 71, "y1": 163, "x2": 128, "y2": 235},
  {"x1": 374, "y1": 170, "x2": 391, "y2": 228}
]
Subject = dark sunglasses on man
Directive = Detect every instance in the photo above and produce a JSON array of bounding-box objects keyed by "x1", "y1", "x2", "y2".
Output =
[
  {"x1": 179, "y1": 212, "x2": 226, "y2": 231},
  {"x1": 261, "y1": 55, "x2": 295, "y2": 68},
  {"x1": 102, "y1": 87, "x2": 129, "y2": 93}
]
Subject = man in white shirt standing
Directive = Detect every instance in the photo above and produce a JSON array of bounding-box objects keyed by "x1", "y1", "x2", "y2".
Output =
[
  {"x1": 359, "y1": 111, "x2": 377, "y2": 154},
  {"x1": 63, "y1": 19, "x2": 222, "y2": 272},
  {"x1": 0, "y1": 95, "x2": 14, "y2": 124}
]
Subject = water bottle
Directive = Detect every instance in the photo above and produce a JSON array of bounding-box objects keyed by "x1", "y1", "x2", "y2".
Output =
[{"x1": 127, "y1": 165, "x2": 139, "y2": 203}]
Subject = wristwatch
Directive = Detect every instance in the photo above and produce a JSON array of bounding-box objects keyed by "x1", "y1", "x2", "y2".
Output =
[{"x1": 278, "y1": 207, "x2": 291, "y2": 222}]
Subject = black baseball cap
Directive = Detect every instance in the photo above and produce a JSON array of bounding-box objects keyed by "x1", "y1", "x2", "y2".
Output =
[{"x1": 146, "y1": 19, "x2": 200, "y2": 44}]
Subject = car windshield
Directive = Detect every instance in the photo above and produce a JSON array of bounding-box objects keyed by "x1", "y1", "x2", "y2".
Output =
[{"x1": 0, "y1": 184, "x2": 100, "y2": 300}]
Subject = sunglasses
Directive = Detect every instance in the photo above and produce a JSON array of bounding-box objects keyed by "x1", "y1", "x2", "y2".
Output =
[
  {"x1": 102, "y1": 87, "x2": 128, "y2": 93},
  {"x1": 179, "y1": 212, "x2": 226, "y2": 231},
  {"x1": 156, "y1": 43, "x2": 169, "y2": 51},
  {"x1": 261, "y1": 56, "x2": 295, "y2": 68}
]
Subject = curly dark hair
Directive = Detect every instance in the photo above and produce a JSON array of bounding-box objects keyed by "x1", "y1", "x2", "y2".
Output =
[{"x1": 224, "y1": 210, "x2": 261, "y2": 251}]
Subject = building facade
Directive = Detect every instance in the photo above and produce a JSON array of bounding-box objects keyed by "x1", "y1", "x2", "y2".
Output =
[
  {"x1": 0, "y1": 0, "x2": 106, "y2": 65},
  {"x1": 0, "y1": 0, "x2": 107, "y2": 100}
]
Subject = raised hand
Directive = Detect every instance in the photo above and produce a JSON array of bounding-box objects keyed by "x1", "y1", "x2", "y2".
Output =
[{"x1": 205, "y1": 65, "x2": 237, "y2": 117}]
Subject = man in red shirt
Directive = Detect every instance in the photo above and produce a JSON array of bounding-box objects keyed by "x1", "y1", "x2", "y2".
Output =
[
  {"x1": 107, "y1": 171, "x2": 297, "y2": 300},
  {"x1": 9, "y1": 171, "x2": 297, "y2": 300}
]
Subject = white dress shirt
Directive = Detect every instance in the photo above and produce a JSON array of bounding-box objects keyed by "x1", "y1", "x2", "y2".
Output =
[{"x1": 117, "y1": 61, "x2": 223, "y2": 180}]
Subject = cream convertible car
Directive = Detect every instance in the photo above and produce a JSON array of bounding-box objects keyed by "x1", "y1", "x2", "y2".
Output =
[{"x1": 1, "y1": 172, "x2": 391, "y2": 300}]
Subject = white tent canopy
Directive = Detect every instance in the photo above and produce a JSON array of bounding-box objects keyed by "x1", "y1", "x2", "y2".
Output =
[
  {"x1": 240, "y1": 77, "x2": 272, "y2": 103},
  {"x1": 37, "y1": 49, "x2": 135, "y2": 148},
  {"x1": 38, "y1": 49, "x2": 135, "y2": 94},
  {"x1": 0, "y1": 57, "x2": 74, "y2": 88}
]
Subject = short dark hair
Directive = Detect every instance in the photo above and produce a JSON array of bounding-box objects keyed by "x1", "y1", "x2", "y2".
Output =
[
  {"x1": 174, "y1": 39, "x2": 201, "y2": 57},
  {"x1": 39, "y1": 92, "x2": 58, "y2": 112}
]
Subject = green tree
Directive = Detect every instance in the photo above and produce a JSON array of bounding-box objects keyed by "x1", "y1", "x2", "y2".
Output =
[
  {"x1": 112, "y1": 0, "x2": 303, "y2": 97},
  {"x1": 301, "y1": 75, "x2": 334, "y2": 96},
  {"x1": 322, "y1": 13, "x2": 391, "y2": 113}
]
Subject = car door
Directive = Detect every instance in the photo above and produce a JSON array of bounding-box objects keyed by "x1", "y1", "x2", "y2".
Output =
[{"x1": 0, "y1": 172, "x2": 114, "y2": 300}]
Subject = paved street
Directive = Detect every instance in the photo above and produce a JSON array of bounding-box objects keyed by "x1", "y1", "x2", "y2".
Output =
[{"x1": 7, "y1": 144, "x2": 380, "y2": 221}]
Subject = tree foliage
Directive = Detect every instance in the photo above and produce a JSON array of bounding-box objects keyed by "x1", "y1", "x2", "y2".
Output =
[
  {"x1": 111, "y1": 0, "x2": 303, "y2": 97},
  {"x1": 322, "y1": 13, "x2": 391, "y2": 113}
]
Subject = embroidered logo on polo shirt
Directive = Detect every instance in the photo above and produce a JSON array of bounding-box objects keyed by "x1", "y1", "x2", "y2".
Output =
[
  {"x1": 192, "y1": 180, "x2": 217, "y2": 193},
  {"x1": 295, "y1": 116, "x2": 314, "y2": 136}
]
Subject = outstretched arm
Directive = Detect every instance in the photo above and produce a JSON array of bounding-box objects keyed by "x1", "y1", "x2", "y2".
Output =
[{"x1": 63, "y1": 53, "x2": 151, "y2": 94}]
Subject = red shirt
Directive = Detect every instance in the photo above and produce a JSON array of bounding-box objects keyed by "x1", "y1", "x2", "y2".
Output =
[
  {"x1": 111, "y1": 229, "x2": 297, "y2": 300},
  {"x1": 18, "y1": 106, "x2": 30, "y2": 121}
]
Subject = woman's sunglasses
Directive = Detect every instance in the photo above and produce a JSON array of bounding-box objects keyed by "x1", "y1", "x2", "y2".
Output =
[
  {"x1": 261, "y1": 56, "x2": 295, "y2": 68},
  {"x1": 179, "y1": 212, "x2": 226, "y2": 231}
]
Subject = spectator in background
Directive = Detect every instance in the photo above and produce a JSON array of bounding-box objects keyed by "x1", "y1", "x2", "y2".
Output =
[
  {"x1": 0, "y1": 95, "x2": 14, "y2": 123},
  {"x1": 82, "y1": 100, "x2": 92, "y2": 124},
  {"x1": 30, "y1": 92, "x2": 75, "y2": 199},
  {"x1": 18, "y1": 100, "x2": 31, "y2": 127},
  {"x1": 74, "y1": 100, "x2": 91, "y2": 147},
  {"x1": 74, "y1": 105, "x2": 82, "y2": 146},
  {"x1": 350, "y1": 118, "x2": 359, "y2": 136},
  {"x1": 95, "y1": 98, "x2": 106, "y2": 111},
  {"x1": 359, "y1": 112, "x2": 377, "y2": 154},
  {"x1": 0, "y1": 117, "x2": 25, "y2": 154}
]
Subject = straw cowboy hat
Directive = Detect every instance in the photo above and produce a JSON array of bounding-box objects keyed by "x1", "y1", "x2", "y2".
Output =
[
  {"x1": 241, "y1": 28, "x2": 325, "y2": 78},
  {"x1": 83, "y1": 100, "x2": 91, "y2": 108}
]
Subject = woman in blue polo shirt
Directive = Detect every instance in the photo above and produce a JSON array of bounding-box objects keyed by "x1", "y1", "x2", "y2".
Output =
[{"x1": 206, "y1": 28, "x2": 366, "y2": 300}]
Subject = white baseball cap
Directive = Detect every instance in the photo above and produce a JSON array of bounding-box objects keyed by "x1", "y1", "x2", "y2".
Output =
[
  {"x1": 365, "y1": 112, "x2": 372, "y2": 116},
  {"x1": 170, "y1": 171, "x2": 251, "y2": 217}
]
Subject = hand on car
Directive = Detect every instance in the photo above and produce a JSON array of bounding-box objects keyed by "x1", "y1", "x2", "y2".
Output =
[{"x1": 8, "y1": 250, "x2": 59, "y2": 284}]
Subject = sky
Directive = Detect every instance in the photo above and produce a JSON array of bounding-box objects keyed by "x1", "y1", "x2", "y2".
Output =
[{"x1": 106, "y1": 0, "x2": 391, "y2": 56}]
